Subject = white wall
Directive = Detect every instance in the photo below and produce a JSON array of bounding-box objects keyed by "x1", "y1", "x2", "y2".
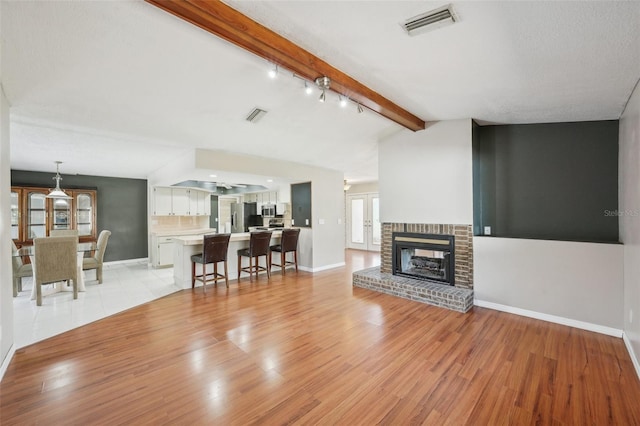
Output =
[
  {"x1": 151, "y1": 149, "x2": 345, "y2": 271},
  {"x1": 346, "y1": 182, "x2": 378, "y2": 194},
  {"x1": 620, "y1": 79, "x2": 640, "y2": 370},
  {"x1": 1, "y1": 1, "x2": 15, "y2": 373},
  {"x1": 474, "y1": 237, "x2": 623, "y2": 331},
  {"x1": 379, "y1": 119, "x2": 473, "y2": 225}
]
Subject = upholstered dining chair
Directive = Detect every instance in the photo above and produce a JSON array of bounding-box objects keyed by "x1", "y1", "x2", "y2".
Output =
[
  {"x1": 269, "y1": 228, "x2": 300, "y2": 275},
  {"x1": 50, "y1": 229, "x2": 79, "y2": 237},
  {"x1": 34, "y1": 236, "x2": 78, "y2": 306},
  {"x1": 237, "y1": 231, "x2": 273, "y2": 282},
  {"x1": 11, "y1": 240, "x2": 33, "y2": 297},
  {"x1": 82, "y1": 230, "x2": 111, "y2": 284},
  {"x1": 191, "y1": 233, "x2": 231, "y2": 291}
]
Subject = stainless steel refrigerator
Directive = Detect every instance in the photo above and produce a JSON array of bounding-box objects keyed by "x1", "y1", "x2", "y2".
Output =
[{"x1": 230, "y1": 202, "x2": 257, "y2": 233}]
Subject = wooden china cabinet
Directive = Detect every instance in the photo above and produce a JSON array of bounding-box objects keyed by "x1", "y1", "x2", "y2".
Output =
[{"x1": 11, "y1": 186, "x2": 97, "y2": 246}]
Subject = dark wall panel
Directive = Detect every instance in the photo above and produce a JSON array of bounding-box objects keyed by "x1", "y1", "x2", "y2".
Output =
[
  {"x1": 12, "y1": 170, "x2": 148, "y2": 261},
  {"x1": 291, "y1": 182, "x2": 312, "y2": 228},
  {"x1": 473, "y1": 120, "x2": 619, "y2": 243}
]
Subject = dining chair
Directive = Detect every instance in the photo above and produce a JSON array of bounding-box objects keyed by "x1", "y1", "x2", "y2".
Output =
[
  {"x1": 237, "y1": 231, "x2": 273, "y2": 282},
  {"x1": 11, "y1": 240, "x2": 33, "y2": 297},
  {"x1": 50, "y1": 229, "x2": 79, "y2": 237},
  {"x1": 34, "y1": 236, "x2": 78, "y2": 306},
  {"x1": 191, "y1": 233, "x2": 231, "y2": 291},
  {"x1": 269, "y1": 228, "x2": 300, "y2": 275},
  {"x1": 82, "y1": 230, "x2": 111, "y2": 284}
]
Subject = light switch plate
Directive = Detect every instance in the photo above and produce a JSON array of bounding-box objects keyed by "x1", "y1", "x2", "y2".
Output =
[
  {"x1": 319, "y1": 219, "x2": 325, "y2": 225},
  {"x1": 305, "y1": 219, "x2": 309, "y2": 225},
  {"x1": 484, "y1": 226, "x2": 491, "y2": 235}
]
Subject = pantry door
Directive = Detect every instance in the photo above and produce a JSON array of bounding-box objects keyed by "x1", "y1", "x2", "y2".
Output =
[{"x1": 346, "y1": 193, "x2": 381, "y2": 252}]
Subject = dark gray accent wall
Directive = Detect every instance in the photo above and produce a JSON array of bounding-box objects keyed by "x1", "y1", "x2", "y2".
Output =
[
  {"x1": 472, "y1": 120, "x2": 619, "y2": 243},
  {"x1": 291, "y1": 182, "x2": 312, "y2": 228},
  {"x1": 12, "y1": 170, "x2": 148, "y2": 261}
]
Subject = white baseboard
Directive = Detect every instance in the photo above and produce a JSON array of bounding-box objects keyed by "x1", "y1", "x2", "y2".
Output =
[
  {"x1": 623, "y1": 332, "x2": 640, "y2": 381},
  {"x1": 474, "y1": 299, "x2": 623, "y2": 338},
  {"x1": 299, "y1": 262, "x2": 346, "y2": 273},
  {"x1": 0, "y1": 344, "x2": 16, "y2": 382}
]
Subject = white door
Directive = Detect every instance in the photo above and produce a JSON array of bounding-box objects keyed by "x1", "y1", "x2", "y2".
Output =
[{"x1": 346, "y1": 193, "x2": 381, "y2": 251}]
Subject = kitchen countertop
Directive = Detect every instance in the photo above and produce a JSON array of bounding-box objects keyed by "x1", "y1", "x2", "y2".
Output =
[
  {"x1": 151, "y1": 228, "x2": 217, "y2": 237},
  {"x1": 173, "y1": 230, "x2": 282, "y2": 246}
]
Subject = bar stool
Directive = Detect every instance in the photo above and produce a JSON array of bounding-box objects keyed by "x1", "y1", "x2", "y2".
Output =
[
  {"x1": 269, "y1": 228, "x2": 300, "y2": 275},
  {"x1": 237, "y1": 231, "x2": 273, "y2": 282},
  {"x1": 191, "y1": 233, "x2": 231, "y2": 291}
]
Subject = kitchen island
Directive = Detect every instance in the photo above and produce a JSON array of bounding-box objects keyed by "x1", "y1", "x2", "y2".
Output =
[{"x1": 172, "y1": 231, "x2": 282, "y2": 289}]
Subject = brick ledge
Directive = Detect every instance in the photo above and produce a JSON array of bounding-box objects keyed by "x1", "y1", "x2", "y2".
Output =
[{"x1": 353, "y1": 267, "x2": 474, "y2": 313}]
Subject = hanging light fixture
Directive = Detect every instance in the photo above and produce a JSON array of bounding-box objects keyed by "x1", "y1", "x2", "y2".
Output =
[{"x1": 46, "y1": 161, "x2": 72, "y2": 199}]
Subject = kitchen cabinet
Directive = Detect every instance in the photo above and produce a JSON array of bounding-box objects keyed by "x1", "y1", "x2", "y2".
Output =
[
  {"x1": 151, "y1": 235, "x2": 175, "y2": 267},
  {"x1": 245, "y1": 191, "x2": 278, "y2": 205},
  {"x1": 153, "y1": 187, "x2": 211, "y2": 216},
  {"x1": 11, "y1": 186, "x2": 98, "y2": 245},
  {"x1": 189, "y1": 190, "x2": 211, "y2": 216}
]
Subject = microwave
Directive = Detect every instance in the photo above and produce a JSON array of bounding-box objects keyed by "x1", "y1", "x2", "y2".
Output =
[{"x1": 261, "y1": 204, "x2": 276, "y2": 217}]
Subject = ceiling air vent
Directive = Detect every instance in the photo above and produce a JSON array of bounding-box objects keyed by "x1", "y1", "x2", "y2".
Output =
[
  {"x1": 401, "y1": 4, "x2": 457, "y2": 36},
  {"x1": 246, "y1": 107, "x2": 268, "y2": 123}
]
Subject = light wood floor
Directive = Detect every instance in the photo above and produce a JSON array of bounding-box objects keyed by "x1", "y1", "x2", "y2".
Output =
[{"x1": 2, "y1": 250, "x2": 639, "y2": 424}]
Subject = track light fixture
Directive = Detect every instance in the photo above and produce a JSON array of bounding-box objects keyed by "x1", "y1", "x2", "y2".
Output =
[
  {"x1": 319, "y1": 90, "x2": 326, "y2": 103},
  {"x1": 339, "y1": 95, "x2": 348, "y2": 108},
  {"x1": 357, "y1": 103, "x2": 364, "y2": 113},
  {"x1": 315, "y1": 76, "x2": 330, "y2": 103},
  {"x1": 304, "y1": 81, "x2": 313, "y2": 95}
]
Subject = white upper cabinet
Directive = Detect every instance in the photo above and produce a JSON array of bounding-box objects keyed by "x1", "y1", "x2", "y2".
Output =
[{"x1": 153, "y1": 187, "x2": 211, "y2": 216}]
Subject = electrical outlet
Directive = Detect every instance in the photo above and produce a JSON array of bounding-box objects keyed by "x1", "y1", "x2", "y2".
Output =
[
  {"x1": 305, "y1": 219, "x2": 309, "y2": 226},
  {"x1": 318, "y1": 219, "x2": 325, "y2": 225},
  {"x1": 337, "y1": 218, "x2": 342, "y2": 225}
]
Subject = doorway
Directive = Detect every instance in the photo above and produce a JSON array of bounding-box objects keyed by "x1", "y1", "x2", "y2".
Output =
[{"x1": 346, "y1": 193, "x2": 381, "y2": 251}]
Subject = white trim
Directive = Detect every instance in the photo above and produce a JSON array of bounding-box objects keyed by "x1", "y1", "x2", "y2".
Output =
[
  {"x1": 299, "y1": 262, "x2": 346, "y2": 273},
  {"x1": 103, "y1": 258, "x2": 149, "y2": 267},
  {"x1": 0, "y1": 344, "x2": 16, "y2": 382},
  {"x1": 474, "y1": 299, "x2": 623, "y2": 338},
  {"x1": 623, "y1": 332, "x2": 640, "y2": 381}
]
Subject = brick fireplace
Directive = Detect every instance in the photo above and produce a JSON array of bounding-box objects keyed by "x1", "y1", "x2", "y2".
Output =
[{"x1": 353, "y1": 222, "x2": 474, "y2": 312}]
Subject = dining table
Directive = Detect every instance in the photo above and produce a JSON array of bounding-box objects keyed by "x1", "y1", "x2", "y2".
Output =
[{"x1": 12, "y1": 241, "x2": 98, "y2": 300}]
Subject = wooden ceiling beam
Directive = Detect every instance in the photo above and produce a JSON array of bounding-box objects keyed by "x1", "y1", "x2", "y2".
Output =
[{"x1": 145, "y1": 0, "x2": 426, "y2": 131}]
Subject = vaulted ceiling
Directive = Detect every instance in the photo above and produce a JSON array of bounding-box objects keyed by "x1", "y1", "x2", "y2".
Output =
[{"x1": 3, "y1": 1, "x2": 639, "y2": 183}]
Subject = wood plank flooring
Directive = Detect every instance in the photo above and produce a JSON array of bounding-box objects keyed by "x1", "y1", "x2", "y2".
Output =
[{"x1": 2, "y1": 250, "x2": 640, "y2": 424}]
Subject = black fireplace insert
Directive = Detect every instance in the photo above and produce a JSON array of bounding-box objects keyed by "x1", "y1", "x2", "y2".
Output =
[{"x1": 392, "y1": 232, "x2": 455, "y2": 285}]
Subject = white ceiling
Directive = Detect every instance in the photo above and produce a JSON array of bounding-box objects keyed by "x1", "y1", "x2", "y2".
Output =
[{"x1": 3, "y1": 1, "x2": 639, "y2": 184}]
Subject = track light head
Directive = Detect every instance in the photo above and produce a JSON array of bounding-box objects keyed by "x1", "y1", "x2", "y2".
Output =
[
  {"x1": 339, "y1": 95, "x2": 348, "y2": 108},
  {"x1": 357, "y1": 103, "x2": 364, "y2": 114},
  {"x1": 319, "y1": 90, "x2": 326, "y2": 103},
  {"x1": 268, "y1": 64, "x2": 278, "y2": 79},
  {"x1": 304, "y1": 81, "x2": 313, "y2": 95}
]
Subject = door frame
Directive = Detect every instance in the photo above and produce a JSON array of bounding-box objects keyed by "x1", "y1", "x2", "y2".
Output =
[{"x1": 346, "y1": 192, "x2": 381, "y2": 252}]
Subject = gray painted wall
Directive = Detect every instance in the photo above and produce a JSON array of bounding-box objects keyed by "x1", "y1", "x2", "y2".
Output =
[
  {"x1": 11, "y1": 170, "x2": 148, "y2": 261},
  {"x1": 473, "y1": 120, "x2": 619, "y2": 242}
]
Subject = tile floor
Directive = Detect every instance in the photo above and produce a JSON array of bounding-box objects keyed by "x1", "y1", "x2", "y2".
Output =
[{"x1": 13, "y1": 260, "x2": 181, "y2": 349}]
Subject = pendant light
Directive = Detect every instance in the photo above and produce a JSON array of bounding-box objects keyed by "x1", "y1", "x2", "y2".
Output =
[{"x1": 46, "y1": 161, "x2": 72, "y2": 199}]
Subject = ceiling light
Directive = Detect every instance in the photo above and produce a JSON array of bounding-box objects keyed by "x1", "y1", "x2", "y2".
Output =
[
  {"x1": 267, "y1": 179, "x2": 273, "y2": 183},
  {"x1": 343, "y1": 180, "x2": 351, "y2": 191},
  {"x1": 304, "y1": 81, "x2": 313, "y2": 95},
  {"x1": 209, "y1": 174, "x2": 217, "y2": 178},
  {"x1": 357, "y1": 103, "x2": 364, "y2": 114},
  {"x1": 339, "y1": 95, "x2": 348, "y2": 108},
  {"x1": 46, "y1": 161, "x2": 72, "y2": 199},
  {"x1": 268, "y1": 64, "x2": 278, "y2": 79},
  {"x1": 315, "y1": 76, "x2": 331, "y2": 91}
]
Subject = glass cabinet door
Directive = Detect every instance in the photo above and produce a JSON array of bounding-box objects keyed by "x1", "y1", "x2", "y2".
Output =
[
  {"x1": 11, "y1": 189, "x2": 20, "y2": 240},
  {"x1": 75, "y1": 192, "x2": 94, "y2": 237},
  {"x1": 26, "y1": 190, "x2": 48, "y2": 241},
  {"x1": 51, "y1": 197, "x2": 72, "y2": 231}
]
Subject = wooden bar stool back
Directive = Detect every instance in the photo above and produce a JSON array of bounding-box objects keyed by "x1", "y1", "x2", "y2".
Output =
[
  {"x1": 269, "y1": 228, "x2": 300, "y2": 275},
  {"x1": 191, "y1": 233, "x2": 231, "y2": 291},
  {"x1": 237, "y1": 231, "x2": 273, "y2": 282}
]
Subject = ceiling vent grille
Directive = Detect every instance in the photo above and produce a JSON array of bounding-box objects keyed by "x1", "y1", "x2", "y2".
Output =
[
  {"x1": 246, "y1": 107, "x2": 268, "y2": 123},
  {"x1": 402, "y1": 4, "x2": 457, "y2": 36}
]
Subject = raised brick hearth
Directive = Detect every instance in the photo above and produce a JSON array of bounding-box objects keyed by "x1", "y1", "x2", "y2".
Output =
[{"x1": 352, "y1": 222, "x2": 474, "y2": 313}]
